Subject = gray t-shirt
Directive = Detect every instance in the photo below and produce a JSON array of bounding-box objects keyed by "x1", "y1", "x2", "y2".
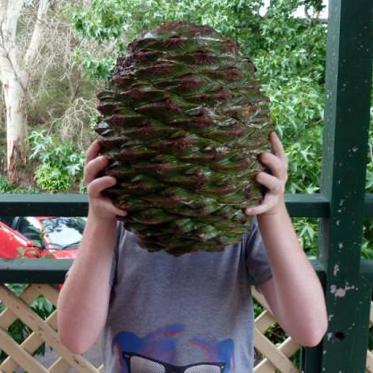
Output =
[{"x1": 102, "y1": 221, "x2": 272, "y2": 373}]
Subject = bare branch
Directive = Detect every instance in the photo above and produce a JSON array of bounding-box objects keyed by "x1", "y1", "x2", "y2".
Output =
[{"x1": 24, "y1": 0, "x2": 50, "y2": 67}]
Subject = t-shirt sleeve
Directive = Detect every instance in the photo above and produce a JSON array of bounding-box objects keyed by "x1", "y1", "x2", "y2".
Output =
[{"x1": 245, "y1": 219, "x2": 272, "y2": 286}]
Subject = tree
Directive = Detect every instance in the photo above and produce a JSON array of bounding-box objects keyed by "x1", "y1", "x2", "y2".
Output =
[{"x1": 0, "y1": 0, "x2": 50, "y2": 183}]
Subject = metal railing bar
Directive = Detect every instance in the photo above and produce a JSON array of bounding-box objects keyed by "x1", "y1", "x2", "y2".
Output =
[{"x1": 0, "y1": 193, "x2": 332, "y2": 217}]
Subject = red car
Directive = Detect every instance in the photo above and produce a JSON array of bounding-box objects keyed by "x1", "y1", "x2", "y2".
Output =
[{"x1": 0, "y1": 216, "x2": 86, "y2": 259}]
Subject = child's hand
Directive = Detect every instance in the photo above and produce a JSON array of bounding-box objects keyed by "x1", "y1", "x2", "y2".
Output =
[
  {"x1": 84, "y1": 140, "x2": 127, "y2": 221},
  {"x1": 245, "y1": 132, "x2": 288, "y2": 216}
]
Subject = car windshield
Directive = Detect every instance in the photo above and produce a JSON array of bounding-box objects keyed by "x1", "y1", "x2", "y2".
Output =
[{"x1": 42, "y1": 217, "x2": 86, "y2": 250}]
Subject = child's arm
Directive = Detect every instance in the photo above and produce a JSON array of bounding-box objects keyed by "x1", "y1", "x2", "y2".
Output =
[
  {"x1": 57, "y1": 140, "x2": 126, "y2": 354},
  {"x1": 245, "y1": 132, "x2": 328, "y2": 347}
]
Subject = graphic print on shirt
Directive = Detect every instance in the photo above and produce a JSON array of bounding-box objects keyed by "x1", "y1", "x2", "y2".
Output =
[{"x1": 113, "y1": 324, "x2": 235, "y2": 373}]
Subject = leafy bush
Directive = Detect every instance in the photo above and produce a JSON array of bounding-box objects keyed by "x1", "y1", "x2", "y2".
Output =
[
  {"x1": 29, "y1": 130, "x2": 85, "y2": 193},
  {"x1": 34, "y1": 163, "x2": 73, "y2": 192},
  {"x1": 0, "y1": 174, "x2": 39, "y2": 193}
]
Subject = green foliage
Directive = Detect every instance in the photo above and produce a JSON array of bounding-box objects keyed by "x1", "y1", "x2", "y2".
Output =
[
  {"x1": 71, "y1": 0, "x2": 128, "y2": 41},
  {"x1": 0, "y1": 175, "x2": 39, "y2": 193},
  {"x1": 29, "y1": 130, "x2": 85, "y2": 193},
  {"x1": 34, "y1": 164, "x2": 73, "y2": 193},
  {"x1": 73, "y1": 49, "x2": 115, "y2": 80},
  {"x1": 293, "y1": 218, "x2": 319, "y2": 256},
  {"x1": 362, "y1": 221, "x2": 373, "y2": 259},
  {"x1": 69, "y1": 0, "x2": 266, "y2": 79},
  {"x1": 16, "y1": 246, "x2": 41, "y2": 258},
  {"x1": 286, "y1": 126, "x2": 322, "y2": 195}
]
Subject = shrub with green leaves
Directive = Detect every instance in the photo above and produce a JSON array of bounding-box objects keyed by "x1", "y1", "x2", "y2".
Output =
[
  {"x1": 29, "y1": 130, "x2": 85, "y2": 193},
  {"x1": 0, "y1": 174, "x2": 39, "y2": 194},
  {"x1": 34, "y1": 163, "x2": 73, "y2": 192}
]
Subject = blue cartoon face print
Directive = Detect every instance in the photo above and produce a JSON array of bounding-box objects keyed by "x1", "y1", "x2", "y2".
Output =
[{"x1": 113, "y1": 324, "x2": 235, "y2": 373}]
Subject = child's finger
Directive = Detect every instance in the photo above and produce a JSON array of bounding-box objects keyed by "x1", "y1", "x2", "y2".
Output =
[
  {"x1": 259, "y1": 153, "x2": 287, "y2": 180},
  {"x1": 85, "y1": 140, "x2": 101, "y2": 166},
  {"x1": 87, "y1": 176, "x2": 116, "y2": 198},
  {"x1": 245, "y1": 203, "x2": 268, "y2": 216},
  {"x1": 256, "y1": 172, "x2": 284, "y2": 194},
  {"x1": 270, "y1": 132, "x2": 287, "y2": 165},
  {"x1": 245, "y1": 194, "x2": 277, "y2": 216},
  {"x1": 110, "y1": 205, "x2": 127, "y2": 217},
  {"x1": 84, "y1": 155, "x2": 109, "y2": 185},
  {"x1": 95, "y1": 199, "x2": 128, "y2": 217}
]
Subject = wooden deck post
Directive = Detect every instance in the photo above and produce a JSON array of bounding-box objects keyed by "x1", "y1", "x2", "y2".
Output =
[{"x1": 303, "y1": 0, "x2": 373, "y2": 371}]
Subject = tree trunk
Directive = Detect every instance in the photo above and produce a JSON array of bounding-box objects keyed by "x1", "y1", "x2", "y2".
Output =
[
  {"x1": 2, "y1": 76, "x2": 28, "y2": 182},
  {"x1": 0, "y1": 0, "x2": 49, "y2": 183}
]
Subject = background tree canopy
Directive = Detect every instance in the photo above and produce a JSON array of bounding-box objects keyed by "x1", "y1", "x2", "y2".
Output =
[{"x1": 0, "y1": 0, "x2": 371, "y2": 257}]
